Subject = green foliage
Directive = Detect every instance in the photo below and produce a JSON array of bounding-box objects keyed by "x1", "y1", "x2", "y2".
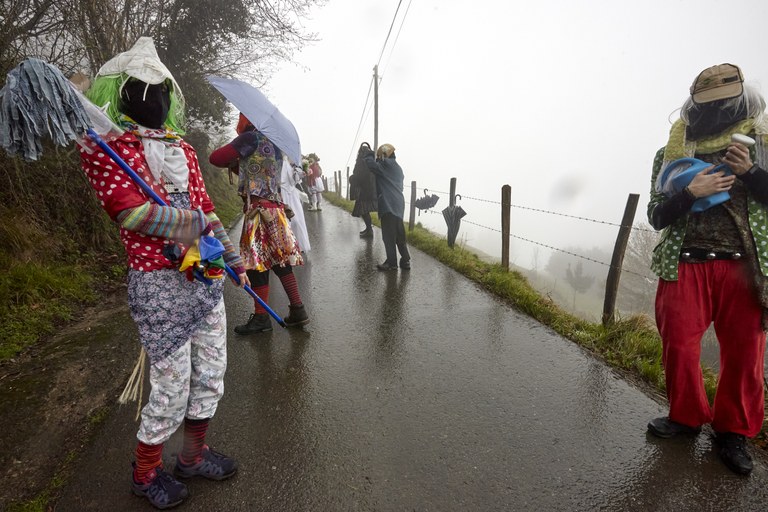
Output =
[
  {"x1": 0, "y1": 253, "x2": 96, "y2": 360},
  {"x1": 322, "y1": 193, "x2": 718, "y2": 400}
]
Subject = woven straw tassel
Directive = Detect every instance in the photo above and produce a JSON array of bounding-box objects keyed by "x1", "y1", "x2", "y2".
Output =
[{"x1": 118, "y1": 347, "x2": 147, "y2": 421}]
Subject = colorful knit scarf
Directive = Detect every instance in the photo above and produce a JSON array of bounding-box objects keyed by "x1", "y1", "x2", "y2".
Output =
[{"x1": 663, "y1": 118, "x2": 767, "y2": 161}]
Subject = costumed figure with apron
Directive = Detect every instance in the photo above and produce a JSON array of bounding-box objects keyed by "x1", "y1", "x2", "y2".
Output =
[
  {"x1": 210, "y1": 113, "x2": 309, "y2": 334},
  {"x1": 79, "y1": 37, "x2": 248, "y2": 509}
]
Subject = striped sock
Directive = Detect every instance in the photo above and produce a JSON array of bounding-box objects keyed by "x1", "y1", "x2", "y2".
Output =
[
  {"x1": 278, "y1": 272, "x2": 302, "y2": 306},
  {"x1": 253, "y1": 285, "x2": 269, "y2": 314},
  {"x1": 134, "y1": 442, "x2": 164, "y2": 483},
  {"x1": 179, "y1": 418, "x2": 210, "y2": 466}
]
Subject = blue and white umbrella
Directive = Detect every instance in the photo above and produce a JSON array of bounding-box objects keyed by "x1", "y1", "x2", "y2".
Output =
[{"x1": 206, "y1": 75, "x2": 302, "y2": 165}]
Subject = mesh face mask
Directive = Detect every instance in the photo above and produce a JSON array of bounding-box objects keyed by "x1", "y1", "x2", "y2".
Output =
[
  {"x1": 120, "y1": 80, "x2": 171, "y2": 129},
  {"x1": 686, "y1": 99, "x2": 748, "y2": 140}
]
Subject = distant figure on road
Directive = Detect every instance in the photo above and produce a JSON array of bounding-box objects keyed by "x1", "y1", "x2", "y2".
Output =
[
  {"x1": 647, "y1": 63, "x2": 768, "y2": 476},
  {"x1": 280, "y1": 156, "x2": 311, "y2": 253},
  {"x1": 350, "y1": 142, "x2": 378, "y2": 238},
  {"x1": 210, "y1": 113, "x2": 309, "y2": 334},
  {"x1": 80, "y1": 37, "x2": 243, "y2": 509},
  {"x1": 306, "y1": 152, "x2": 324, "y2": 211},
  {"x1": 362, "y1": 143, "x2": 411, "y2": 271}
]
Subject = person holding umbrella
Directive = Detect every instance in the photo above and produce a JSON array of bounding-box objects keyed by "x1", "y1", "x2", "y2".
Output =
[
  {"x1": 350, "y1": 142, "x2": 378, "y2": 238},
  {"x1": 362, "y1": 143, "x2": 411, "y2": 270},
  {"x1": 79, "y1": 38, "x2": 243, "y2": 509},
  {"x1": 210, "y1": 113, "x2": 309, "y2": 333}
]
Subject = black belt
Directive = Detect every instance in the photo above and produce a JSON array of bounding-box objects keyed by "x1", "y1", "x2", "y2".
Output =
[{"x1": 680, "y1": 248, "x2": 743, "y2": 261}]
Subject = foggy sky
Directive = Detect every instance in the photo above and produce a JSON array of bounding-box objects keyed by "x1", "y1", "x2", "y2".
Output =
[{"x1": 262, "y1": 0, "x2": 768, "y2": 271}]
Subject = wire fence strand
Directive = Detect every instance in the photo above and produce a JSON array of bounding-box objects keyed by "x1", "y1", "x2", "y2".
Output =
[{"x1": 417, "y1": 187, "x2": 655, "y2": 233}]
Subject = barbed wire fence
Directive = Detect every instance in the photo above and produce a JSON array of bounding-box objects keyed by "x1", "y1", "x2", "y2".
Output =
[{"x1": 328, "y1": 173, "x2": 657, "y2": 323}]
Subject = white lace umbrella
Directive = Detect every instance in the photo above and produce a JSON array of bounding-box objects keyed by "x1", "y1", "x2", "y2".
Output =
[{"x1": 207, "y1": 75, "x2": 302, "y2": 165}]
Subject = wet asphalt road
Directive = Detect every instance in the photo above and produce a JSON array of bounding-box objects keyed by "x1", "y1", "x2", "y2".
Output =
[{"x1": 57, "y1": 203, "x2": 768, "y2": 511}]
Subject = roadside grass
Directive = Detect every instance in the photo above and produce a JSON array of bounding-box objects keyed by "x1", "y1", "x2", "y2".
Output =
[
  {"x1": 0, "y1": 162, "x2": 241, "y2": 364},
  {"x1": 0, "y1": 253, "x2": 99, "y2": 361},
  {"x1": 322, "y1": 193, "x2": 718, "y2": 402}
]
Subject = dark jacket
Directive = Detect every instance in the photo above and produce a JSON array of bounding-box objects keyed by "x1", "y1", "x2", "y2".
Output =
[
  {"x1": 364, "y1": 153, "x2": 405, "y2": 218},
  {"x1": 350, "y1": 145, "x2": 377, "y2": 202}
]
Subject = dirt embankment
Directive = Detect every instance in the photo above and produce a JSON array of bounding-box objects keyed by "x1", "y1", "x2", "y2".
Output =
[{"x1": 0, "y1": 290, "x2": 138, "y2": 509}]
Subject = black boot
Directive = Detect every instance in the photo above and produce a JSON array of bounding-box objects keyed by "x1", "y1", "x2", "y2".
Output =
[
  {"x1": 714, "y1": 432, "x2": 753, "y2": 475},
  {"x1": 359, "y1": 228, "x2": 373, "y2": 238},
  {"x1": 233, "y1": 313, "x2": 273, "y2": 335},
  {"x1": 283, "y1": 304, "x2": 309, "y2": 327}
]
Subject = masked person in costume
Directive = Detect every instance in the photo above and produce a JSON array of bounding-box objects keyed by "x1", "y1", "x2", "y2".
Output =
[
  {"x1": 362, "y1": 143, "x2": 411, "y2": 270},
  {"x1": 305, "y1": 152, "x2": 324, "y2": 211},
  {"x1": 350, "y1": 142, "x2": 378, "y2": 238},
  {"x1": 210, "y1": 114, "x2": 309, "y2": 334},
  {"x1": 79, "y1": 37, "x2": 246, "y2": 509},
  {"x1": 647, "y1": 63, "x2": 768, "y2": 476}
]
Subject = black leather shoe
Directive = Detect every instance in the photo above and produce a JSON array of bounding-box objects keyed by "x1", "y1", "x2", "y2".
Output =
[
  {"x1": 233, "y1": 313, "x2": 272, "y2": 335},
  {"x1": 283, "y1": 304, "x2": 309, "y2": 327},
  {"x1": 647, "y1": 416, "x2": 701, "y2": 438},
  {"x1": 377, "y1": 263, "x2": 397, "y2": 271},
  {"x1": 400, "y1": 260, "x2": 410, "y2": 270},
  {"x1": 714, "y1": 432, "x2": 753, "y2": 475},
  {"x1": 359, "y1": 229, "x2": 373, "y2": 238}
]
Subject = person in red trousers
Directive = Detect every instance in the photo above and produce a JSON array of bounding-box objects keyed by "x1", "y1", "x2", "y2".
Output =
[{"x1": 647, "y1": 63, "x2": 768, "y2": 476}]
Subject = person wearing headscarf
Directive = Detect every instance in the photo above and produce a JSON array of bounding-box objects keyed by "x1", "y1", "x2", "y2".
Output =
[
  {"x1": 361, "y1": 143, "x2": 411, "y2": 270},
  {"x1": 79, "y1": 37, "x2": 244, "y2": 509},
  {"x1": 350, "y1": 142, "x2": 378, "y2": 238},
  {"x1": 305, "y1": 152, "x2": 324, "y2": 211},
  {"x1": 647, "y1": 63, "x2": 768, "y2": 476},
  {"x1": 210, "y1": 114, "x2": 309, "y2": 334}
]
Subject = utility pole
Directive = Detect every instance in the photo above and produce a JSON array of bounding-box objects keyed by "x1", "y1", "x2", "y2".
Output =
[{"x1": 373, "y1": 64, "x2": 379, "y2": 152}]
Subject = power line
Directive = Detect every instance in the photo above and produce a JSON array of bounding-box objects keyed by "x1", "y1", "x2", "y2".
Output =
[
  {"x1": 376, "y1": 0, "x2": 404, "y2": 68},
  {"x1": 345, "y1": 75, "x2": 375, "y2": 167},
  {"x1": 380, "y1": 0, "x2": 413, "y2": 78},
  {"x1": 346, "y1": 1, "x2": 410, "y2": 168}
]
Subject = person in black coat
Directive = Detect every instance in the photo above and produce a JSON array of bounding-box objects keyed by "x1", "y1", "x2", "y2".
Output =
[
  {"x1": 350, "y1": 142, "x2": 378, "y2": 238},
  {"x1": 362, "y1": 143, "x2": 411, "y2": 270}
]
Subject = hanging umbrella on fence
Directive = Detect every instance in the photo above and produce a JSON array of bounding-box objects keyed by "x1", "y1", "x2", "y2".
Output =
[
  {"x1": 0, "y1": 58, "x2": 285, "y2": 327},
  {"x1": 442, "y1": 196, "x2": 467, "y2": 248},
  {"x1": 413, "y1": 189, "x2": 440, "y2": 214}
]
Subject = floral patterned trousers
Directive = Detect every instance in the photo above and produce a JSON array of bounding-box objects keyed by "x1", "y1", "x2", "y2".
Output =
[{"x1": 137, "y1": 298, "x2": 227, "y2": 445}]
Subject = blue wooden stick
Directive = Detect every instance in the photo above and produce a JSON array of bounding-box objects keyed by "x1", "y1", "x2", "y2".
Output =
[{"x1": 86, "y1": 128, "x2": 287, "y2": 328}]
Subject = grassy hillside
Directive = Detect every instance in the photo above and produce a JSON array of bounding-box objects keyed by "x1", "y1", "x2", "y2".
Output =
[{"x1": 0, "y1": 146, "x2": 241, "y2": 361}]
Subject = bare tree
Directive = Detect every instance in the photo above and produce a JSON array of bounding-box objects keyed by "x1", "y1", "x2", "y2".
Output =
[
  {"x1": 1, "y1": 0, "x2": 325, "y2": 125},
  {"x1": 616, "y1": 222, "x2": 659, "y2": 317}
]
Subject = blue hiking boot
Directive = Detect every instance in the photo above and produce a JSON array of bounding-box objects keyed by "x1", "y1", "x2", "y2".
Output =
[
  {"x1": 174, "y1": 445, "x2": 238, "y2": 481},
  {"x1": 131, "y1": 464, "x2": 189, "y2": 510}
]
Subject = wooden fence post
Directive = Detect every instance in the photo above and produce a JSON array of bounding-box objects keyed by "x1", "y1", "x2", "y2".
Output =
[
  {"x1": 346, "y1": 166, "x2": 350, "y2": 200},
  {"x1": 501, "y1": 185, "x2": 511, "y2": 271},
  {"x1": 602, "y1": 193, "x2": 639, "y2": 325},
  {"x1": 337, "y1": 171, "x2": 341, "y2": 197},
  {"x1": 409, "y1": 181, "x2": 417, "y2": 232}
]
